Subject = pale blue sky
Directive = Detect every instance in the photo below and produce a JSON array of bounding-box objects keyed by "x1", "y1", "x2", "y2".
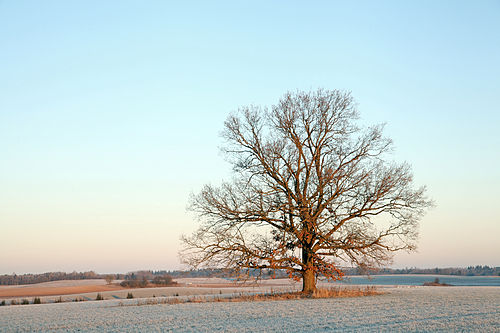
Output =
[{"x1": 1, "y1": 1, "x2": 499, "y2": 274}]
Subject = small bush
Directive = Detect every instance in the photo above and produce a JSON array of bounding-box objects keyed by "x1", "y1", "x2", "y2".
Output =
[
  {"x1": 1, "y1": 300, "x2": 6, "y2": 306},
  {"x1": 105, "y1": 275, "x2": 114, "y2": 285},
  {"x1": 126, "y1": 292, "x2": 134, "y2": 299},
  {"x1": 21, "y1": 299, "x2": 29, "y2": 305},
  {"x1": 11, "y1": 300, "x2": 18, "y2": 305},
  {"x1": 152, "y1": 275, "x2": 174, "y2": 286},
  {"x1": 120, "y1": 279, "x2": 148, "y2": 288},
  {"x1": 33, "y1": 297, "x2": 41, "y2": 304},
  {"x1": 96, "y1": 293, "x2": 103, "y2": 301}
]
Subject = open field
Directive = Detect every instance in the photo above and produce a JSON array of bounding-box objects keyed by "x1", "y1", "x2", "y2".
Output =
[
  {"x1": 0, "y1": 278, "x2": 301, "y2": 303},
  {"x1": 1, "y1": 275, "x2": 499, "y2": 302},
  {"x1": 1, "y1": 286, "x2": 499, "y2": 332},
  {"x1": 0, "y1": 279, "x2": 123, "y2": 298}
]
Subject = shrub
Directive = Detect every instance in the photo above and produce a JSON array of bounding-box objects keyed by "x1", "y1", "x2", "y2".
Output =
[
  {"x1": 105, "y1": 275, "x2": 114, "y2": 285},
  {"x1": 21, "y1": 299, "x2": 29, "y2": 305},
  {"x1": 126, "y1": 292, "x2": 134, "y2": 299},
  {"x1": 96, "y1": 293, "x2": 103, "y2": 301},
  {"x1": 33, "y1": 297, "x2": 41, "y2": 304},
  {"x1": 120, "y1": 279, "x2": 148, "y2": 288},
  {"x1": 152, "y1": 275, "x2": 174, "y2": 286},
  {"x1": 0, "y1": 300, "x2": 6, "y2": 306},
  {"x1": 11, "y1": 300, "x2": 18, "y2": 305}
]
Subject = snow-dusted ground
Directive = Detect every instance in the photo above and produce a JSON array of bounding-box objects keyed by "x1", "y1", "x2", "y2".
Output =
[{"x1": 1, "y1": 286, "x2": 499, "y2": 332}]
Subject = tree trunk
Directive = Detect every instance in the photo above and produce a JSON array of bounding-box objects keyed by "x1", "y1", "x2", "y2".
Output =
[
  {"x1": 302, "y1": 246, "x2": 316, "y2": 293},
  {"x1": 302, "y1": 268, "x2": 316, "y2": 293}
]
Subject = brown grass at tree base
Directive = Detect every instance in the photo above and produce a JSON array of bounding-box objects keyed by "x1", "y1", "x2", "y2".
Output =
[
  {"x1": 123, "y1": 286, "x2": 381, "y2": 307},
  {"x1": 232, "y1": 286, "x2": 382, "y2": 301},
  {"x1": 312, "y1": 286, "x2": 381, "y2": 298}
]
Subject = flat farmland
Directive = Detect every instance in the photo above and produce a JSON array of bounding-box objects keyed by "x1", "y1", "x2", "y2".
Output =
[
  {"x1": 0, "y1": 278, "x2": 300, "y2": 303},
  {"x1": 0, "y1": 280, "x2": 123, "y2": 298},
  {"x1": 1, "y1": 286, "x2": 499, "y2": 332}
]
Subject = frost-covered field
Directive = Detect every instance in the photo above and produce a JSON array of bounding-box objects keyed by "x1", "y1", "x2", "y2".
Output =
[{"x1": 1, "y1": 287, "x2": 499, "y2": 332}]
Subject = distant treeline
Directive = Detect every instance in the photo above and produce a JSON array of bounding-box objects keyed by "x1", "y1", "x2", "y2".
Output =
[
  {"x1": 0, "y1": 271, "x2": 105, "y2": 285},
  {"x1": 151, "y1": 268, "x2": 287, "y2": 279},
  {"x1": 0, "y1": 269, "x2": 285, "y2": 285},
  {"x1": 0, "y1": 270, "x2": 173, "y2": 286},
  {"x1": 368, "y1": 265, "x2": 500, "y2": 277},
  {"x1": 151, "y1": 265, "x2": 500, "y2": 278},
  {"x1": 2, "y1": 265, "x2": 499, "y2": 285}
]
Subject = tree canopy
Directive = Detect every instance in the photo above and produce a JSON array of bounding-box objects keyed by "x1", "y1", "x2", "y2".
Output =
[{"x1": 182, "y1": 89, "x2": 432, "y2": 292}]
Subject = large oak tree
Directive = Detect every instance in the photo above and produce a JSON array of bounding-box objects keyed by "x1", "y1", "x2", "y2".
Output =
[{"x1": 182, "y1": 89, "x2": 432, "y2": 293}]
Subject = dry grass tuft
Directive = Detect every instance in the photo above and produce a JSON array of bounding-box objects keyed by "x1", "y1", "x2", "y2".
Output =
[
  {"x1": 223, "y1": 286, "x2": 381, "y2": 302},
  {"x1": 312, "y1": 286, "x2": 381, "y2": 298},
  {"x1": 118, "y1": 286, "x2": 381, "y2": 307}
]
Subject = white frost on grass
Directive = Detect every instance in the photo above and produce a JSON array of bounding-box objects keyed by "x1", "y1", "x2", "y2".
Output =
[{"x1": 1, "y1": 287, "x2": 499, "y2": 332}]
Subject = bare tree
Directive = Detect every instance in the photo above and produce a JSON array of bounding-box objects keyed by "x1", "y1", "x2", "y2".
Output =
[
  {"x1": 104, "y1": 275, "x2": 114, "y2": 285},
  {"x1": 182, "y1": 89, "x2": 432, "y2": 293}
]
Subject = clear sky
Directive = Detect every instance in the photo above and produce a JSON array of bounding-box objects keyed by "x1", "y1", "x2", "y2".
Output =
[{"x1": 1, "y1": 1, "x2": 499, "y2": 274}]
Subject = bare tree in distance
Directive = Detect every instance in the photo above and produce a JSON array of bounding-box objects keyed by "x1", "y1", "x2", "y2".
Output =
[
  {"x1": 181, "y1": 89, "x2": 432, "y2": 293},
  {"x1": 104, "y1": 275, "x2": 114, "y2": 285}
]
